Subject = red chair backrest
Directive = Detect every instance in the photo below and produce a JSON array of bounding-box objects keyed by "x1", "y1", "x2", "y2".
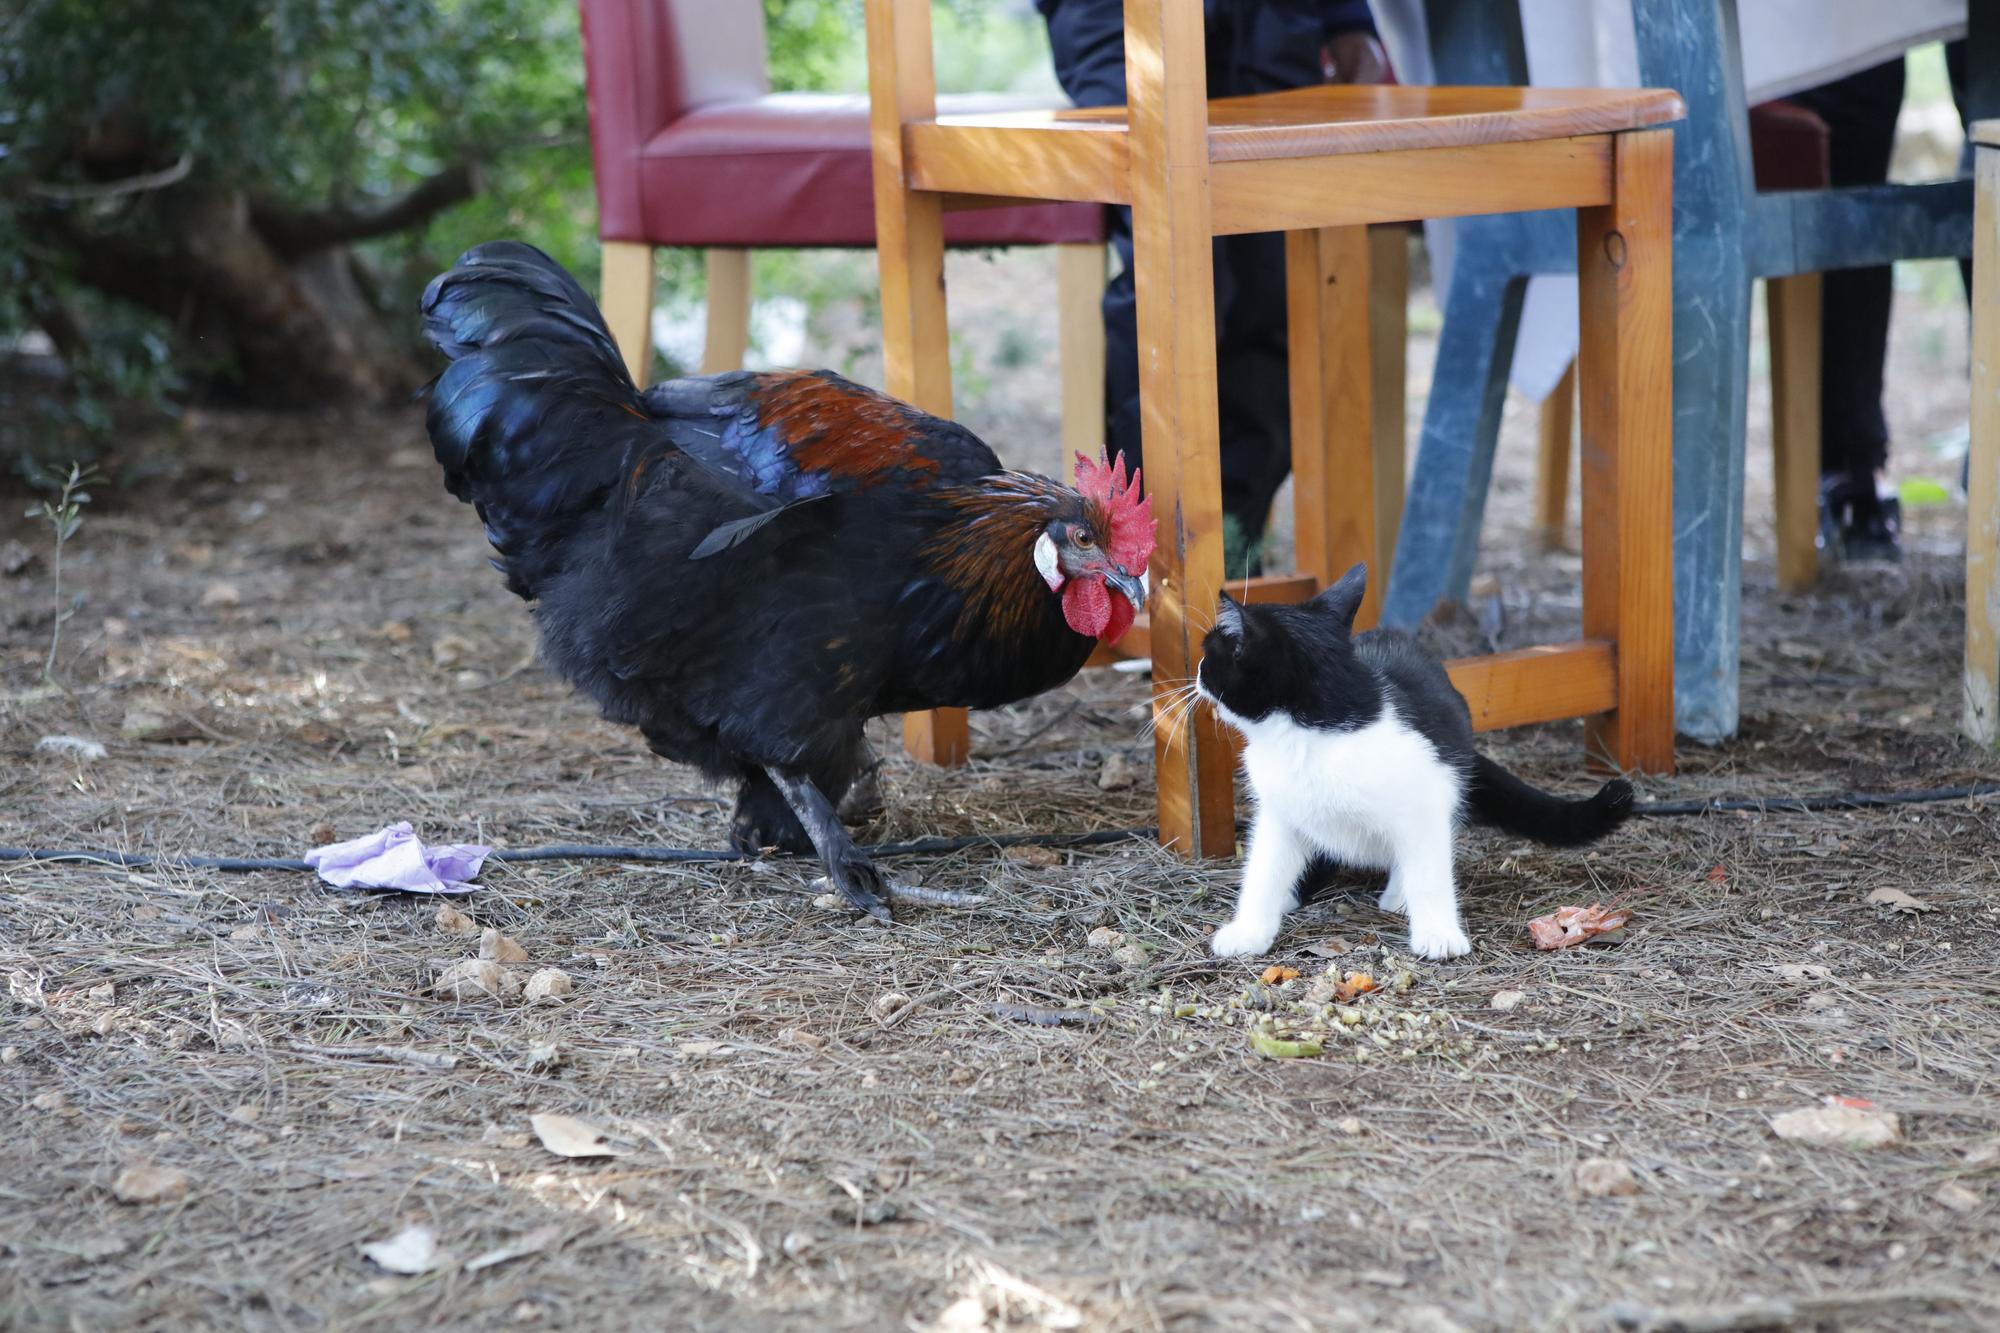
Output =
[{"x1": 579, "y1": 0, "x2": 769, "y2": 230}]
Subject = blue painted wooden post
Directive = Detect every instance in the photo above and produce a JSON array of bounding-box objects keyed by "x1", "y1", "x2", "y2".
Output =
[
  {"x1": 1380, "y1": 0, "x2": 1532, "y2": 628},
  {"x1": 1383, "y1": 208, "x2": 1578, "y2": 625},
  {"x1": 1635, "y1": 0, "x2": 1753, "y2": 744},
  {"x1": 1382, "y1": 267, "x2": 1525, "y2": 626},
  {"x1": 1393, "y1": 0, "x2": 1750, "y2": 742}
]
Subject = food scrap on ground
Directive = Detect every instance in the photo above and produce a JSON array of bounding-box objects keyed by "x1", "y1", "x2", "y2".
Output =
[
  {"x1": 1335, "y1": 971, "x2": 1378, "y2": 1000},
  {"x1": 1303, "y1": 968, "x2": 1381, "y2": 1006},
  {"x1": 1248, "y1": 1031, "x2": 1323, "y2": 1059},
  {"x1": 1526, "y1": 903, "x2": 1632, "y2": 950}
]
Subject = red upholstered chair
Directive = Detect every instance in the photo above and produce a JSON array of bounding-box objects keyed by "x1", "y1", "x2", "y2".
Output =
[{"x1": 577, "y1": 0, "x2": 1111, "y2": 457}]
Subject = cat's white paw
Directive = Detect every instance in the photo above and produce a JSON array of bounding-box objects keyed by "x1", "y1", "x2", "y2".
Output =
[
  {"x1": 1210, "y1": 917, "x2": 1281, "y2": 957},
  {"x1": 1377, "y1": 882, "x2": 1407, "y2": 915},
  {"x1": 1406, "y1": 920, "x2": 1472, "y2": 960}
]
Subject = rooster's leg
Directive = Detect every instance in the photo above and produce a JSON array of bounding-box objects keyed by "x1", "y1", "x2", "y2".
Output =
[
  {"x1": 835, "y1": 737, "x2": 884, "y2": 825},
  {"x1": 766, "y1": 767, "x2": 894, "y2": 922},
  {"x1": 729, "y1": 771, "x2": 812, "y2": 855}
]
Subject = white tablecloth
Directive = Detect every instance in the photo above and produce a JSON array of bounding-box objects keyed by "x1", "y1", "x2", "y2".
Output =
[{"x1": 1371, "y1": 0, "x2": 1970, "y2": 401}]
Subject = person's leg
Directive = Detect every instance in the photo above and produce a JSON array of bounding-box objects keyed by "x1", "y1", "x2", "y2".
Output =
[
  {"x1": 1946, "y1": 38, "x2": 1975, "y2": 496},
  {"x1": 1099, "y1": 223, "x2": 1293, "y2": 563},
  {"x1": 1041, "y1": 0, "x2": 1364, "y2": 564},
  {"x1": 1042, "y1": 1, "x2": 1143, "y2": 479},
  {"x1": 1102, "y1": 220, "x2": 1143, "y2": 479},
  {"x1": 1212, "y1": 231, "x2": 1294, "y2": 562},
  {"x1": 1199, "y1": 5, "x2": 1331, "y2": 566},
  {"x1": 1948, "y1": 39, "x2": 1970, "y2": 297},
  {"x1": 1789, "y1": 58, "x2": 1906, "y2": 559}
]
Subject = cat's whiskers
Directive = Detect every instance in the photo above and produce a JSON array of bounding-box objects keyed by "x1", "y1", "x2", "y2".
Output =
[
  {"x1": 1141, "y1": 680, "x2": 1202, "y2": 741},
  {"x1": 1156, "y1": 683, "x2": 1207, "y2": 750},
  {"x1": 1142, "y1": 684, "x2": 1200, "y2": 741}
]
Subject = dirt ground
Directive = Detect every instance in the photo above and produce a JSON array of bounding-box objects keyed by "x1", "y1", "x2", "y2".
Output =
[{"x1": 4, "y1": 248, "x2": 1998, "y2": 1332}]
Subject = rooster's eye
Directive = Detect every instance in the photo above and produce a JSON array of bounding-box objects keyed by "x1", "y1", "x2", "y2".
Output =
[{"x1": 1073, "y1": 530, "x2": 1095, "y2": 549}]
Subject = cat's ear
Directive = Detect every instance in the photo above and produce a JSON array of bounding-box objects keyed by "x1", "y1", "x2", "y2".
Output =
[
  {"x1": 1214, "y1": 590, "x2": 1245, "y2": 638},
  {"x1": 1309, "y1": 562, "x2": 1368, "y2": 631}
]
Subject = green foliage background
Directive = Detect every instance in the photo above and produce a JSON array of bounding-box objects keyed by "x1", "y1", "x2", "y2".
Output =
[{"x1": 0, "y1": 0, "x2": 1056, "y2": 481}]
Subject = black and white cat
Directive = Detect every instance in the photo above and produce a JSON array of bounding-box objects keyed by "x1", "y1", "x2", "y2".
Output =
[{"x1": 1194, "y1": 563, "x2": 1634, "y2": 960}]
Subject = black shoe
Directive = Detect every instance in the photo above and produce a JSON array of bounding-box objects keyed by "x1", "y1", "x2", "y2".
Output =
[{"x1": 1818, "y1": 473, "x2": 1901, "y2": 565}]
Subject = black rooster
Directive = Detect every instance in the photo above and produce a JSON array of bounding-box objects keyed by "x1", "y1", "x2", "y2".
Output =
[{"x1": 421, "y1": 242, "x2": 1153, "y2": 919}]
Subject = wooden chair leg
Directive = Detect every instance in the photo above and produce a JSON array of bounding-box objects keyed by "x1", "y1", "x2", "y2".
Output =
[
  {"x1": 1128, "y1": 0, "x2": 1233, "y2": 857},
  {"x1": 1965, "y1": 145, "x2": 2000, "y2": 743},
  {"x1": 1767, "y1": 272, "x2": 1823, "y2": 593},
  {"x1": 865, "y1": 0, "x2": 967, "y2": 767},
  {"x1": 702, "y1": 248, "x2": 753, "y2": 374},
  {"x1": 1535, "y1": 359, "x2": 1577, "y2": 551},
  {"x1": 600, "y1": 241, "x2": 656, "y2": 388},
  {"x1": 1286, "y1": 224, "x2": 1406, "y2": 630},
  {"x1": 1057, "y1": 242, "x2": 1108, "y2": 459},
  {"x1": 1288, "y1": 226, "x2": 1378, "y2": 627},
  {"x1": 1367, "y1": 225, "x2": 1408, "y2": 586},
  {"x1": 1576, "y1": 128, "x2": 1676, "y2": 774}
]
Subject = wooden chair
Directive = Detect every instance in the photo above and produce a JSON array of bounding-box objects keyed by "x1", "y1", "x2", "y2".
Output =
[
  {"x1": 1966, "y1": 120, "x2": 1998, "y2": 743},
  {"x1": 866, "y1": 0, "x2": 1681, "y2": 856},
  {"x1": 576, "y1": 0, "x2": 1109, "y2": 467}
]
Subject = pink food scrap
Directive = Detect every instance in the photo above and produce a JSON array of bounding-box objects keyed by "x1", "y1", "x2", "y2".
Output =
[{"x1": 1526, "y1": 902, "x2": 1632, "y2": 950}]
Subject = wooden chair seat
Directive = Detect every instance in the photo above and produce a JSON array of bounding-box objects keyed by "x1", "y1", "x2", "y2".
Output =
[
  {"x1": 916, "y1": 84, "x2": 1686, "y2": 187},
  {"x1": 905, "y1": 83, "x2": 1682, "y2": 241}
]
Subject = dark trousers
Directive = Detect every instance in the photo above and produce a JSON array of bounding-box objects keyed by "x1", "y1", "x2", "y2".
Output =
[
  {"x1": 1041, "y1": 0, "x2": 1334, "y2": 544},
  {"x1": 1786, "y1": 41, "x2": 1969, "y2": 481}
]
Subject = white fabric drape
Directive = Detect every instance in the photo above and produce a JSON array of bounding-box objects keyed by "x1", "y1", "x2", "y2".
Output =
[{"x1": 1368, "y1": 0, "x2": 1969, "y2": 402}]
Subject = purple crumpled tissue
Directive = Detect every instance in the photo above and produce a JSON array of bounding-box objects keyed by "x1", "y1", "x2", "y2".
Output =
[{"x1": 304, "y1": 822, "x2": 491, "y2": 895}]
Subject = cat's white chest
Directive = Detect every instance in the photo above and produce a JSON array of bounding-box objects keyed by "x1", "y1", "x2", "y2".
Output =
[{"x1": 1238, "y1": 709, "x2": 1460, "y2": 868}]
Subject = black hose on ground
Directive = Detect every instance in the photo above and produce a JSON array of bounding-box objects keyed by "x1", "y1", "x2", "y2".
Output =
[
  {"x1": 1630, "y1": 782, "x2": 2000, "y2": 817},
  {"x1": 0, "y1": 827, "x2": 1154, "y2": 874},
  {"x1": 1, "y1": 782, "x2": 1995, "y2": 876}
]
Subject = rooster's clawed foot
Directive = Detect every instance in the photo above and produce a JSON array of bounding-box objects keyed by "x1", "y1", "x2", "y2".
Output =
[{"x1": 768, "y1": 766, "x2": 895, "y2": 923}]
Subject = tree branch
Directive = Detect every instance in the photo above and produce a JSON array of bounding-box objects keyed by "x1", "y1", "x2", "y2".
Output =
[
  {"x1": 28, "y1": 154, "x2": 193, "y2": 202},
  {"x1": 251, "y1": 161, "x2": 482, "y2": 259}
]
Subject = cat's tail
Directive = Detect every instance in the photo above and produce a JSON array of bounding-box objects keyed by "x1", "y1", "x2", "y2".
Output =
[{"x1": 1467, "y1": 754, "x2": 1634, "y2": 847}]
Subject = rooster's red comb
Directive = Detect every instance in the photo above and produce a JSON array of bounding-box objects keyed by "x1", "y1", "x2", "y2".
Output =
[{"x1": 1074, "y1": 450, "x2": 1154, "y2": 575}]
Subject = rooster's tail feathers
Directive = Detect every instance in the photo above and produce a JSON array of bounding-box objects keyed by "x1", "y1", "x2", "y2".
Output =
[{"x1": 420, "y1": 241, "x2": 651, "y2": 597}]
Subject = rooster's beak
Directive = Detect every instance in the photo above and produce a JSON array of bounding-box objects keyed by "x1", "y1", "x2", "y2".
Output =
[{"x1": 1106, "y1": 566, "x2": 1149, "y2": 609}]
